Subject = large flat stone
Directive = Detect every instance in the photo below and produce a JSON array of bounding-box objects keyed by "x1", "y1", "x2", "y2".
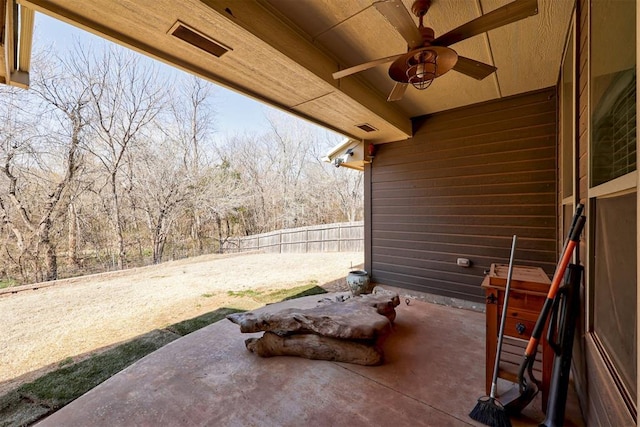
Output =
[
  {"x1": 245, "y1": 331, "x2": 384, "y2": 365},
  {"x1": 227, "y1": 288, "x2": 400, "y2": 340}
]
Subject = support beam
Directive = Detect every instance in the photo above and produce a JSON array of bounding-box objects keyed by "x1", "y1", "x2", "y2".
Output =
[
  {"x1": 199, "y1": 0, "x2": 412, "y2": 140},
  {"x1": 18, "y1": 3, "x2": 34, "y2": 71},
  {"x1": 1, "y1": 0, "x2": 33, "y2": 88},
  {"x1": 20, "y1": 0, "x2": 411, "y2": 140},
  {"x1": 3, "y1": 0, "x2": 15, "y2": 86},
  {"x1": 22, "y1": 0, "x2": 411, "y2": 141}
]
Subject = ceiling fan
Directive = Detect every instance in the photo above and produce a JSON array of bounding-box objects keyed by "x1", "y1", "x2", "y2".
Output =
[{"x1": 332, "y1": 0, "x2": 539, "y2": 101}]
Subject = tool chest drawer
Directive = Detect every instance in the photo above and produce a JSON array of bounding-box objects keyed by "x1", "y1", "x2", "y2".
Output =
[
  {"x1": 503, "y1": 314, "x2": 536, "y2": 339},
  {"x1": 481, "y1": 264, "x2": 553, "y2": 412}
]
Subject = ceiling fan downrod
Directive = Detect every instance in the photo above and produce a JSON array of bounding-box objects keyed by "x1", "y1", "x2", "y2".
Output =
[{"x1": 412, "y1": 0, "x2": 434, "y2": 46}]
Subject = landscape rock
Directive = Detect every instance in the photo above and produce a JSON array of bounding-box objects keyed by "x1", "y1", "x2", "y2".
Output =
[
  {"x1": 227, "y1": 287, "x2": 400, "y2": 340},
  {"x1": 227, "y1": 287, "x2": 399, "y2": 365},
  {"x1": 245, "y1": 332, "x2": 383, "y2": 365}
]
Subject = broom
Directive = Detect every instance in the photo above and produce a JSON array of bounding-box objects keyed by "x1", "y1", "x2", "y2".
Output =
[{"x1": 469, "y1": 235, "x2": 517, "y2": 427}]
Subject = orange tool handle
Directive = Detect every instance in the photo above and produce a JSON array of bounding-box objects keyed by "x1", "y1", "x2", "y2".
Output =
[{"x1": 523, "y1": 215, "x2": 585, "y2": 357}]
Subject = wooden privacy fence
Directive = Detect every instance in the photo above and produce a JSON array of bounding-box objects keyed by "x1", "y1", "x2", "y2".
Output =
[{"x1": 223, "y1": 221, "x2": 364, "y2": 254}]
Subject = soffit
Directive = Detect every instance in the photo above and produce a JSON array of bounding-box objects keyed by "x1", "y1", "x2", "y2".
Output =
[
  {"x1": 22, "y1": 0, "x2": 574, "y2": 143},
  {"x1": 272, "y1": 0, "x2": 573, "y2": 117},
  {"x1": 486, "y1": 0, "x2": 575, "y2": 97}
]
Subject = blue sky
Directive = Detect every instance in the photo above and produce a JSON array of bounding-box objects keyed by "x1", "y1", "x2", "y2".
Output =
[{"x1": 32, "y1": 13, "x2": 293, "y2": 137}]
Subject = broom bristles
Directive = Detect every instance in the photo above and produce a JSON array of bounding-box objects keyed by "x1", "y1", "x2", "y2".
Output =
[{"x1": 469, "y1": 396, "x2": 512, "y2": 427}]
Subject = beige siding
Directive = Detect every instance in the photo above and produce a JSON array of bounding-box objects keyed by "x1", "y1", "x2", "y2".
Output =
[{"x1": 369, "y1": 88, "x2": 558, "y2": 303}]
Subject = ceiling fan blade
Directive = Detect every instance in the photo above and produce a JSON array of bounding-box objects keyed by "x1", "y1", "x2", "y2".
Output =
[
  {"x1": 333, "y1": 53, "x2": 402, "y2": 80},
  {"x1": 374, "y1": 0, "x2": 424, "y2": 49},
  {"x1": 387, "y1": 82, "x2": 408, "y2": 101},
  {"x1": 432, "y1": 0, "x2": 538, "y2": 47},
  {"x1": 453, "y1": 56, "x2": 497, "y2": 80}
]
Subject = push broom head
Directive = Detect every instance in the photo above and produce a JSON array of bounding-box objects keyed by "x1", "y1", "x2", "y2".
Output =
[{"x1": 469, "y1": 395, "x2": 512, "y2": 427}]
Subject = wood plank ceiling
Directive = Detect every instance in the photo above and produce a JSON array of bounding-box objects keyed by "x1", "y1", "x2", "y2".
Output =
[{"x1": 18, "y1": 0, "x2": 574, "y2": 143}]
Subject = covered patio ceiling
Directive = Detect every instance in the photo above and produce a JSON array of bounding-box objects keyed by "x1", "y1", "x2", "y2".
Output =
[{"x1": 12, "y1": 0, "x2": 573, "y2": 143}]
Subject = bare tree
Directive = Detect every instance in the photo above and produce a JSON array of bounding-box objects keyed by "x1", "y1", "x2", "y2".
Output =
[
  {"x1": 263, "y1": 113, "x2": 313, "y2": 229},
  {"x1": 132, "y1": 133, "x2": 189, "y2": 263},
  {"x1": 0, "y1": 53, "x2": 88, "y2": 281},
  {"x1": 169, "y1": 75, "x2": 216, "y2": 171},
  {"x1": 0, "y1": 86, "x2": 36, "y2": 280},
  {"x1": 221, "y1": 112, "x2": 360, "y2": 234},
  {"x1": 218, "y1": 133, "x2": 273, "y2": 235},
  {"x1": 204, "y1": 158, "x2": 249, "y2": 252},
  {"x1": 308, "y1": 162, "x2": 364, "y2": 222},
  {"x1": 167, "y1": 76, "x2": 216, "y2": 253},
  {"x1": 81, "y1": 46, "x2": 167, "y2": 269}
]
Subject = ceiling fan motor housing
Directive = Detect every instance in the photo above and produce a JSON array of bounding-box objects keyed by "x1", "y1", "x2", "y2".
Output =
[{"x1": 419, "y1": 27, "x2": 435, "y2": 45}]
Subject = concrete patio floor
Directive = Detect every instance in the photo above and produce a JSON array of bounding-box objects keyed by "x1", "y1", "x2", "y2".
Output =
[{"x1": 36, "y1": 291, "x2": 583, "y2": 426}]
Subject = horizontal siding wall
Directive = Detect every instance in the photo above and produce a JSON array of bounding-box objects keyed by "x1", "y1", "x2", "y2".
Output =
[{"x1": 370, "y1": 88, "x2": 558, "y2": 303}]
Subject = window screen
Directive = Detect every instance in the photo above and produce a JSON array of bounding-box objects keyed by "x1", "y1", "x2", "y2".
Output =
[
  {"x1": 591, "y1": 72, "x2": 636, "y2": 187},
  {"x1": 590, "y1": 0, "x2": 636, "y2": 188},
  {"x1": 593, "y1": 192, "x2": 637, "y2": 400}
]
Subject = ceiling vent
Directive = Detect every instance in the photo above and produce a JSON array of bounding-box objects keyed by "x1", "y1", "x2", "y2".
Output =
[
  {"x1": 355, "y1": 123, "x2": 377, "y2": 133},
  {"x1": 170, "y1": 22, "x2": 230, "y2": 58}
]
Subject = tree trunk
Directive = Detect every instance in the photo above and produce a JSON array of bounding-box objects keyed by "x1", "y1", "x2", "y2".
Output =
[
  {"x1": 191, "y1": 211, "x2": 203, "y2": 253},
  {"x1": 40, "y1": 219, "x2": 58, "y2": 281},
  {"x1": 215, "y1": 213, "x2": 223, "y2": 254},
  {"x1": 68, "y1": 203, "x2": 80, "y2": 268},
  {"x1": 44, "y1": 241, "x2": 58, "y2": 281},
  {"x1": 152, "y1": 218, "x2": 165, "y2": 264},
  {"x1": 153, "y1": 237, "x2": 166, "y2": 264},
  {"x1": 117, "y1": 227, "x2": 125, "y2": 269},
  {"x1": 110, "y1": 172, "x2": 126, "y2": 270}
]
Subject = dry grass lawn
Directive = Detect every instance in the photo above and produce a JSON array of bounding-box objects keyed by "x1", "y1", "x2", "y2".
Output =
[{"x1": 0, "y1": 251, "x2": 363, "y2": 395}]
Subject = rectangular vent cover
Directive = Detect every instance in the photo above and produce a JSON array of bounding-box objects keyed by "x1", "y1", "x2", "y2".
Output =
[
  {"x1": 170, "y1": 22, "x2": 230, "y2": 58},
  {"x1": 356, "y1": 123, "x2": 377, "y2": 133}
]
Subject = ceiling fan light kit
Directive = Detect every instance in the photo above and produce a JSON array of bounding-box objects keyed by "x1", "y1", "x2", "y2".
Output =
[
  {"x1": 332, "y1": 0, "x2": 539, "y2": 101},
  {"x1": 407, "y1": 51, "x2": 437, "y2": 90},
  {"x1": 389, "y1": 45, "x2": 458, "y2": 90}
]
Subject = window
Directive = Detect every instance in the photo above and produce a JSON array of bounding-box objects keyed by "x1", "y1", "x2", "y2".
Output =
[
  {"x1": 593, "y1": 193, "x2": 637, "y2": 399},
  {"x1": 589, "y1": 0, "x2": 637, "y2": 407},
  {"x1": 591, "y1": 71, "x2": 636, "y2": 187}
]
